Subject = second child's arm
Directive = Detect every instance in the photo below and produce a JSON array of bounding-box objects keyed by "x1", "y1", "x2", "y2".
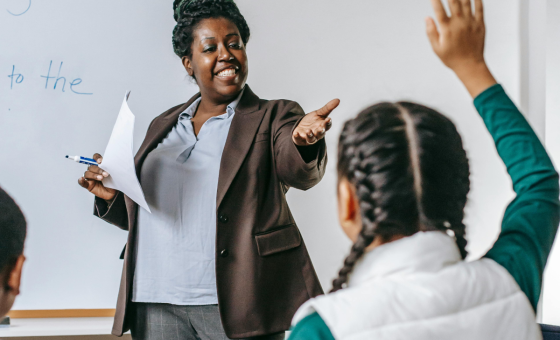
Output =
[{"x1": 427, "y1": 0, "x2": 560, "y2": 310}]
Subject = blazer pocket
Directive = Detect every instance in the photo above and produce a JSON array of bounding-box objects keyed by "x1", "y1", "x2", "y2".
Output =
[
  {"x1": 255, "y1": 132, "x2": 270, "y2": 143},
  {"x1": 255, "y1": 224, "x2": 302, "y2": 257}
]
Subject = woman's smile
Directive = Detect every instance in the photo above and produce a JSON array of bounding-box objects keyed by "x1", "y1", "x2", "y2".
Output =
[{"x1": 215, "y1": 65, "x2": 239, "y2": 81}]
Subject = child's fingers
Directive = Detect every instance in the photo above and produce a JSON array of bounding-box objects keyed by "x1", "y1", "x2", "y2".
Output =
[
  {"x1": 474, "y1": 0, "x2": 484, "y2": 22},
  {"x1": 426, "y1": 17, "x2": 440, "y2": 50},
  {"x1": 430, "y1": 0, "x2": 449, "y2": 24},
  {"x1": 460, "y1": 0, "x2": 473, "y2": 18},
  {"x1": 448, "y1": 0, "x2": 463, "y2": 17}
]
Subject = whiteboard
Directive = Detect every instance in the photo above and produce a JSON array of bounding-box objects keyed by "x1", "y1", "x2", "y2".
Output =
[
  {"x1": 0, "y1": 0, "x2": 522, "y2": 310},
  {"x1": 1, "y1": 0, "x2": 195, "y2": 309}
]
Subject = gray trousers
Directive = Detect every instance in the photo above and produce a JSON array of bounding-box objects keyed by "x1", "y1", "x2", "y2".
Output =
[{"x1": 130, "y1": 303, "x2": 285, "y2": 340}]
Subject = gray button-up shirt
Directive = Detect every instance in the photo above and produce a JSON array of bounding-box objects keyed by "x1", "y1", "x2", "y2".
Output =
[{"x1": 132, "y1": 89, "x2": 244, "y2": 305}]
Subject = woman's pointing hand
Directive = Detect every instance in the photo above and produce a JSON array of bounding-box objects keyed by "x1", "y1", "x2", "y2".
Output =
[{"x1": 293, "y1": 99, "x2": 340, "y2": 146}]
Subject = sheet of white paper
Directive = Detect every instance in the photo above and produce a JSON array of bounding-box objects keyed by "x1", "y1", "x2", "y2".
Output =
[{"x1": 101, "y1": 91, "x2": 151, "y2": 213}]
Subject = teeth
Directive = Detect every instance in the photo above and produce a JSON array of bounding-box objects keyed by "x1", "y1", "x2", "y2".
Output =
[{"x1": 217, "y1": 68, "x2": 236, "y2": 77}]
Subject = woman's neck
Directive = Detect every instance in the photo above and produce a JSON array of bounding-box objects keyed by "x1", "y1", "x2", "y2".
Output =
[
  {"x1": 196, "y1": 98, "x2": 230, "y2": 118},
  {"x1": 196, "y1": 89, "x2": 242, "y2": 118}
]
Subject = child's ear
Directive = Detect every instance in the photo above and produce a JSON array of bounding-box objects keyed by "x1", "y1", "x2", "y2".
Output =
[
  {"x1": 338, "y1": 178, "x2": 362, "y2": 242},
  {"x1": 7, "y1": 255, "x2": 25, "y2": 296}
]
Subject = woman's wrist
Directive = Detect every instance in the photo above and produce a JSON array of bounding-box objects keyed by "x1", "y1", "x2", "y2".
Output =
[{"x1": 452, "y1": 60, "x2": 497, "y2": 99}]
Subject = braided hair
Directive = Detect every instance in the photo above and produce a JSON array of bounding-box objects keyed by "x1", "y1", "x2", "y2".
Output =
[
  {"x1": 332, "y1": 102, "x2": 470, "y2": 292},
  {"x1": 172, "y1": 0, "x2": 250, "y2": 58}
]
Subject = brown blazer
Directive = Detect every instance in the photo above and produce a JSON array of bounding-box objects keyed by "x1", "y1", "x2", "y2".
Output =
[{"x1": 94, "y1": 85, "x2": 325, "y2": 338}]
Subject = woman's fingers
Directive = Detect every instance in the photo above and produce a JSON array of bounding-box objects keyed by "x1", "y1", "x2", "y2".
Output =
[
  {"x1": 78, "y1": 177, "x2": 95, "y2": 192},
  {"x1": 314, "y1": 99, "x2": 340, "y2": 118},
  {"x1": 304, "y1": 130, "x2": 317, "y2": 144},
  {"x1": 293, "y1": 130, "x2": 317, "y2": 146},
  {"x1": 88, "y1": 164, "x2": 109, "y2": 177},
  {"x1": 78, "y1": 177, "x2": 89, "y2": 189},
  {"x1": 84, "y1": 170, "x2": 105, "y2": 181},
  {"x1": 426, "y1": 17, "x2": 441, "y2": 50},
  {"x1": 474, "y1": 0, "x2": 484, "y2": 22},
  {"x1": 431, "y1": 0, "x2": 449, "y2": 24},
  {"x1": 93, "y1": 153, "x2": 103, "y2": 164},
  {"x1": 448, "y1": 0, "x2": 463, "y2": 17}
]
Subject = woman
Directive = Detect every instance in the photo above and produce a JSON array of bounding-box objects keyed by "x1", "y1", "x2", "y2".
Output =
[
  {"x1": 78, "y1": 0, "x2": 339, "y2": 339},
  {"x1": 289, "y1": 0, "x2": 559, "y2": 339}
]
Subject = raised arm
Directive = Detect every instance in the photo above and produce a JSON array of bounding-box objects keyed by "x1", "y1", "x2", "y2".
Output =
[
  {"x1": 427, "y1": 0, "x2": 560, "y2": 310},
  {"x1": 273, "y1": 101, "x2": 338, "y2": 190},
  {"x1": 477, "y1": 85, "x2": 559, "y2": 310}
]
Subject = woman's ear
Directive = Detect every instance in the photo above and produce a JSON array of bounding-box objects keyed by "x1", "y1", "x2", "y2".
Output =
[
  {"x1": 338, "y1": 178, "x2": 362, "y2": 242},
  {"x1": 182, "y1": 57, "x2": 194, "y2": 77}
]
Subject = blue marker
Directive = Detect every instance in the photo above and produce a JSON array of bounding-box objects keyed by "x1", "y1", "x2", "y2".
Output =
[{"x1": 66, "y1": 155, "x2": 98, "y2": 166}]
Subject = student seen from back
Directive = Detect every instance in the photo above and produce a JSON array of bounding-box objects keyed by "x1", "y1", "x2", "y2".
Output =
[
  {"x1": 0, "y1": 187, "x2": 26, "y2": 318},
  {"x1": 289, "y1": 0, "x2": 560, "y2": 339}
]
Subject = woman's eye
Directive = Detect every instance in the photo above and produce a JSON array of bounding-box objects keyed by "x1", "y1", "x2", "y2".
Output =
[
  {"x1": 203, "y1": 46, "x2": 216, "y2": 53},
  {"x1": 229, "y1": 43, "x2": 242, "y2": 49}
]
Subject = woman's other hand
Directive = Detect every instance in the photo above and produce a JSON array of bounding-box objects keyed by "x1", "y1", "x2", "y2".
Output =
[
  {"x1": 77, "y1": 153, "x2": 117, "y2": 201},
  {"x1": 293, "y1": 99, "x2": 340, "y2": 146},
  {"x1": 426, "y1": 0, "x2": 496, "y2": 98}
]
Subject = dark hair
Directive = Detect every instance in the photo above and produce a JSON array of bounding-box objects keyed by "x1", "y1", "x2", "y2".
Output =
[
  {"x1": 0, "y1": 187, "x2": 26, "y2": 283},
  {"x1": 332, "y1": 102, "x2": 470, "y2": 292},
  {"x1": 172, "y1": 0, "x2": 250, "y2": 59}
]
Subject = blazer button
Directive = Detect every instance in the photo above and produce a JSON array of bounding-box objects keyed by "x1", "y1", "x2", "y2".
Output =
[
  {"x1": 219, "y1": 214, "x2": 229, "y2": 223},
  {"x1": 220, "y1": 249, "x2": 229, "y2": 258}
]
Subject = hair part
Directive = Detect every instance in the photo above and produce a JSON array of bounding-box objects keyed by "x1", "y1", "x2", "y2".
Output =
[
  {"x1": 331, "y1": 102, "x2": 470, "y2": 292},
  {"x1": 172, "y1": 0, "x2": 250, "y2": 59}
]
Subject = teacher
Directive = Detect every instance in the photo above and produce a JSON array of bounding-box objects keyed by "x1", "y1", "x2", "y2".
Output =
[{"x1": 78, "y1": 0, "x2": 339, "y2": 339}]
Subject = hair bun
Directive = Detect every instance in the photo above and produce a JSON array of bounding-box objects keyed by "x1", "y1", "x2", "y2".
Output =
[{"x1": 174, "y1": 0, "x2": 236, "y2": 22}]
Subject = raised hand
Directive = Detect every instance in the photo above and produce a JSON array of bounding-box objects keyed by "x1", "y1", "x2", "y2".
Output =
[
  {"x1": 293, "y1": 99, "x2": 340, "y2": 146},
  {"x1": 77, "y1": 153, "x2": 117, "y2": 201},
  {"x1": 426, "y1": 0, "x2": 496, "y2": 98}
]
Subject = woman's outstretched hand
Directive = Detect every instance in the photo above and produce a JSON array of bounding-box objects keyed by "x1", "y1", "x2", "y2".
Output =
[
  {"x1": 293, "y1": 99, "x2": 340, "y2": 146},
  {"x1": 77, "y1": 153, "x2": 117, "y2": 201},
  {"x1": 426, "y1": 0, "x2": 496, "y2": 98}
]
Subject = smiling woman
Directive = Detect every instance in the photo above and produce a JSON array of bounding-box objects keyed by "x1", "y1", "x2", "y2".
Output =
[{"x1": 74, "y1": 0, "x2": 340, "y2": 339}]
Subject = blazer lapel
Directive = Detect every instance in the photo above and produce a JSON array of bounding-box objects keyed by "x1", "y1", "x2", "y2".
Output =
[
  {"x1": 217, "y1": 85, "x2": 264, "y2": 207},
  {"x1": 134, "y1": 93, "x2": 201, "y2": 175}
]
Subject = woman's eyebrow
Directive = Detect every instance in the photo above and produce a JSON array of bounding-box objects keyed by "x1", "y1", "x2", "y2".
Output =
[{"x1": 200, "y1": 33, "x2": 238, "y2": 42}]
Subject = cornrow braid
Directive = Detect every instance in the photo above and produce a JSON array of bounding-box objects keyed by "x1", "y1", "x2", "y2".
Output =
[{"x1": 332, "y1": 101, "x2": 470, "y2": 292}]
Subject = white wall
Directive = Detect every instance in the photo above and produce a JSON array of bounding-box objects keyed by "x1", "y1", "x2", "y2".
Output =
[
  {"x1": 239, "y1": 0, "x2": 522, "y2": 289},
  {"x1": 2, "y1": 0, "x2": 524, "y2": 309}
]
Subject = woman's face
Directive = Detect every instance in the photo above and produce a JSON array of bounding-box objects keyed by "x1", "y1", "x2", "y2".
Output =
[{"x1": 184, "y1": 17, "x2": 248, "y2": 102}]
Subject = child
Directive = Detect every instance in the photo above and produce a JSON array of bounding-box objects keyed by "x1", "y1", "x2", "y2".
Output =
[
  {"x1": 0, "y1": 187, "x2": 26, "y2": 318},
  {"x1": 289, "y1": 0, "x2": 559, "y2": 339}
]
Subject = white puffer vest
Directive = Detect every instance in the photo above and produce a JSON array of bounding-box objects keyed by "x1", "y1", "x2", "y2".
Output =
[{"x1": 292, "y1": 231, "x2": 541, "y2": 340}]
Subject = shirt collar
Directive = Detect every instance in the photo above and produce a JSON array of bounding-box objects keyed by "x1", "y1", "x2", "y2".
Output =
[
  {"x1": 179, "y1": 87, "x2": 246, "y2": 120},
  {"x1": 347, "y1": 231, "x2": 462, "y2": 287}
]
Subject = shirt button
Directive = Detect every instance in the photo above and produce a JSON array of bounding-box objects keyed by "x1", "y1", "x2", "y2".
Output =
[
  {"x1": 220, "y1": 249, "x2": 229, "y2": 258},
  {"x1": 219, "y1": 214, "x2": 229, "y2": 223}
]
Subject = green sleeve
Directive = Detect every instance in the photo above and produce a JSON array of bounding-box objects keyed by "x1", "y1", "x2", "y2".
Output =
[
  {"x1": 288, "y1": 312, "x2": 335, "y2": 340},
  {"x1": 477, "y1": 84, "x2": 560, "y2": 311}
]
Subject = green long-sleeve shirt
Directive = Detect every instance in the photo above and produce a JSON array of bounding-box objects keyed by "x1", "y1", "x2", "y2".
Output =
[{"x1": 288, "y1": 84, "x2": 560, "y2": 340}]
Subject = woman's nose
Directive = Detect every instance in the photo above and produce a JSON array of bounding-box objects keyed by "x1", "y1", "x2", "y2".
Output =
[{"x1": 218, "y1": 46, "x2": 234, "y2": 62}]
